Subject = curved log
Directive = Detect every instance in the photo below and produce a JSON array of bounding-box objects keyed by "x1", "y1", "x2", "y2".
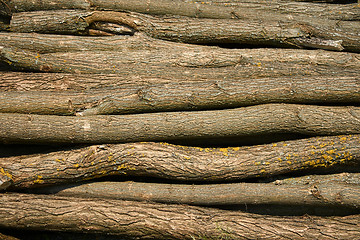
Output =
[
  {"x1": 0, "y1": 135, "x2": 359, "y2": 189},
  {"x1": 31, "y1": 180, "x2": 360, "y2": 208},
  {"x1": 0, "y1": 193, "x2": 359, "y2": 239}
]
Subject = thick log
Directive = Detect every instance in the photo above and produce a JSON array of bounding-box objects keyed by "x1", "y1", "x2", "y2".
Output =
[
  {"x1": 31, "y1": 180, "x2": 360, "y2": 208},
  {"x1": 8, "y1": 10, "x2": 360, "y2": 51},
  {"x1": 0, "y1": 193, "x2": 359, "y2": 239},
  {"x1": 0, "y1": 135, "x2": 359, "y2": 189},
  {"x1": 0, "y1": 73, "x2": 359, "y2": 116},
  {"x1": 1, "y1": 44, "x2": 359, "y2": 76},
  {"x1": 0, "y1": 104, "x2": 359, "y2": 144}
]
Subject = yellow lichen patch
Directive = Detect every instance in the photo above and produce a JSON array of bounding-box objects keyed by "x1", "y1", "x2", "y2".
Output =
[
  {"x1": 260, "y1": 169, "x2": 266, "y2": 173},
  {"x1": 339, "y1": 136, "x2": 347, "y2": 142},
  {"x1": 117, "y1": 164, "x2": 136, "y2": 171},
  {"x1": 257, "y1": 62, "x2": 262, "y2": 67},
  {"x1": 204, "y1": 148, "x2": 212, "y2": 153},
  {"x1": 319, "y1": 143, "x2": 327, "y2": 148},
  {"x1": 254, "y1": 162, "x2": 261, "y2": 165},
  {"x1": 322, "y1": 155, "x2": 333, "y2": 161},
  {"x1": 184, "y1": 156, "x2": 191, "y2": 160},
  {"x1": 108, "y1": 155, "x2": 113, "y2": 161},
  {"x1": 0, "y1": 168, "x2": 13, "y2": 180},
  {"x1": 219, "y1": 148, "x2": 228, "y2": 156},
  {"x1": 326, "y1": 149, "x2": 336, "y2": 155},
  {"x1": 265, "y1": 162, "x2": 270, "y2": 165},
  {"x1": 277, "y1": 158, "x2": 282, "y2": 162},
  {"x1": 232, "y1": 147, "x2": 240, "y2": 151},
  {"x1": 287, "y1": 161, "x2": 292, "y2": 164},
  {"x1": 73, "y1": 164, "x2": 80, "y2": 168},
  {"x1": 283, "y1": 143, "x2": 288, "y2": 146},
  {"x1": 35, "y1": 53, "x2": 41, "y2": 59},
  {"x1": 34, "y1": 175, "x2": 44, "y2": 184},
  {"x1": 272, "y1": 143, "x2": 277, "y2": 147},
  {"x1": 91, "y1": 161, "x2": 95, "y2": 165}
]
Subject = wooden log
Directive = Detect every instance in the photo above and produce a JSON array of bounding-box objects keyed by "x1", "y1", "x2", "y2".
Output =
[
  {"x1": 1, "y1": 44, "x2": 359, "y2": 76},
  {"x1": 273, "y1": 172, "x2": 360, "y2": 185},
  {"x1": 8, "y1": 10, "x2": 360, "y2": 51},
  {"x1": 3, "y1": 0, "x2": 359, "y2": 22},
  {"x1": 0, "y1": 104, "x2": 359, "y2": 144},
  {"x1": 0, "y1": 135, "x2": 359, "y2": 189},
  {"x1": 0, "y1": 193, "x2": 359, "y2": 239},
  {"x1": 31, "y1": 180, "x2": 360, "y2": 208},
  {"x1": 0, "y1": 72, "x2": 359, "y2": 116}
]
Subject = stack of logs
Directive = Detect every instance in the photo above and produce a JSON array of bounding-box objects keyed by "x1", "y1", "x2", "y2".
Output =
[{"x1": 0, "y1": 0, "x2": 360, "y2": 239}]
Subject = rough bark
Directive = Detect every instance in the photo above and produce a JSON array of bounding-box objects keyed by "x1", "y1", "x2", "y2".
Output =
[
  {"x1": 0, "y1": 134, "x2": 359, "y2": 189},
  {"x1": 8, "y1": 10, "x2": 360, "y2": 51},
  {"x1": 1, "y1": 44, "x2": 359, "y2": 76},
  {"x1": 30, "y1": 180, "x2": 360, "y2": 208},
  {"x1": 0, "y1": 71, "x2": 359, "y2": 115},
  {"x1": 0, "y1": 193, "x2": 359, "y2": 239},
  {"x1": 3, "y1": 0, "x2": 359, "y2": 21},
  {"x1": 273, "y1": 172, "x2": 360, "y2": 185},
  {"x1": 0, "y1": 104, "x2": 359, "y2": 144}
]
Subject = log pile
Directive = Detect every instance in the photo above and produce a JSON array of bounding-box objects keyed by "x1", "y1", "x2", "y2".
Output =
[{"x1": 0, "y1": 0, "x2": 359, "y2": 239}]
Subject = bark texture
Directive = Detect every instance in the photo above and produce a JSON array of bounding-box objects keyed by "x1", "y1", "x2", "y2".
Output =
[
  {"x1": 0, "y1": 72, "x2": 359, "y2": 115},
  {"x1": 8, "y1": 10, "x2": 360, "y2": 51},
  {"x1": 1, "y1": 44, "x2": 359, "y2": 77},
  {"x1": 32, "y1": 180, "x2": 360, "y2": 208},
  {"x1": 0, "y1": 104, "x2": 359, "y2": 144},
  {"x1": 273, "y1": 172, "x2": 360, "y2": 185},
  {"x1": 0, "y1": 135, "x2": 359, "y2": 189},
  {"x1": 0, "y1": 193, "x2": 359, "y2": 239}
]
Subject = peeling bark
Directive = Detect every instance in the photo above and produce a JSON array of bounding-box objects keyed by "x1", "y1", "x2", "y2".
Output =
[
  {"x1": 8, "y1": 10, "x2": 360, "y2": 51},
  {"x1": 0, "y1": 135, "x2": 359, "y2": 189},
  {"x1": 29, "y1": 180, "x2": 360, "y2": 208},
  {"x1": 0, "y1": 193, "x2": 359, "y2": 239}
]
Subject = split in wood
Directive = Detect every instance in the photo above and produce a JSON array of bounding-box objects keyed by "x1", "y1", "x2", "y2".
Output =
[{"x1": 0, "y1": 134, "x2": 359, "y2": 189}]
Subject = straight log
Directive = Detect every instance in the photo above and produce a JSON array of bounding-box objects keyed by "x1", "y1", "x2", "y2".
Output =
[
  {"x1": 0, "y1": 73, "x2": 359, "y2": 115},
  {"x1": 1, "y1": 45, "x2": 359, "y2": 76},
  {"x1": 273, "y1": 172, "x2": 360, "y2": 185},
  {"x1": 0, "y1": 233, "x2": 19, "y2": 240},
  {"x1": 8, "y1": 10, "x2": 360, "y2": 51},
  {"x1": 0, "y1": 193, "x2": 359, "y2": 239},
  {"x1": 32, "y1": 180, "x2": 360, "y2": 208},
  {"x1": 0, "y1": 135, "x2": 359, "y2": 189},
  {"x1": 0, "y1": 104, "x2": 359, "y2": 144},
  {"x1": 3, "y1": 0, "x2": 359, "y2": 21}
]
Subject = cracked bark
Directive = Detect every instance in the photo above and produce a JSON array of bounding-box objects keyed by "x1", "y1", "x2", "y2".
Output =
[
  {"x1": 30, "y1": 180, "x2": 360, "y2": 208},
  {"x1": 1, "y1": 42, "x2": 359, "y2": 76},
  {"x1": 0, "y1": 104, "x2": 359, "y2": 144},
  {"x1": 0, "y1": 73, "x2": 358, "y2": 116},
  {"x1": 0, "y1": 193, "x2": 359, "y2": 239},
  {"x1": 7, "y1": 10, "x2": 360, "y2": 51},
  {"x1": 0, "y1": 134, "x2": 359, "y2": 189}
]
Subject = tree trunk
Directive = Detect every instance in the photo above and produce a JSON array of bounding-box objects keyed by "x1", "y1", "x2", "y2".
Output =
[
  {"x1": 7, "y1": 10, "x2": 360, "y2": 51},
  {"x1": 0, "y1": 193, "x2": 359, "y2": 239},
  {"x1": 1, "y1": 134, "x2": 359, "y2": 189},
  {"x1": 1, "y1": 43, "x2": 359, "y2": 76},
  {"x1": 0, "y1": 71, "x2": 359, "y2": 115},
  {"x1": 30, "y1": 180, "x2": 360, "y2": 208}
]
